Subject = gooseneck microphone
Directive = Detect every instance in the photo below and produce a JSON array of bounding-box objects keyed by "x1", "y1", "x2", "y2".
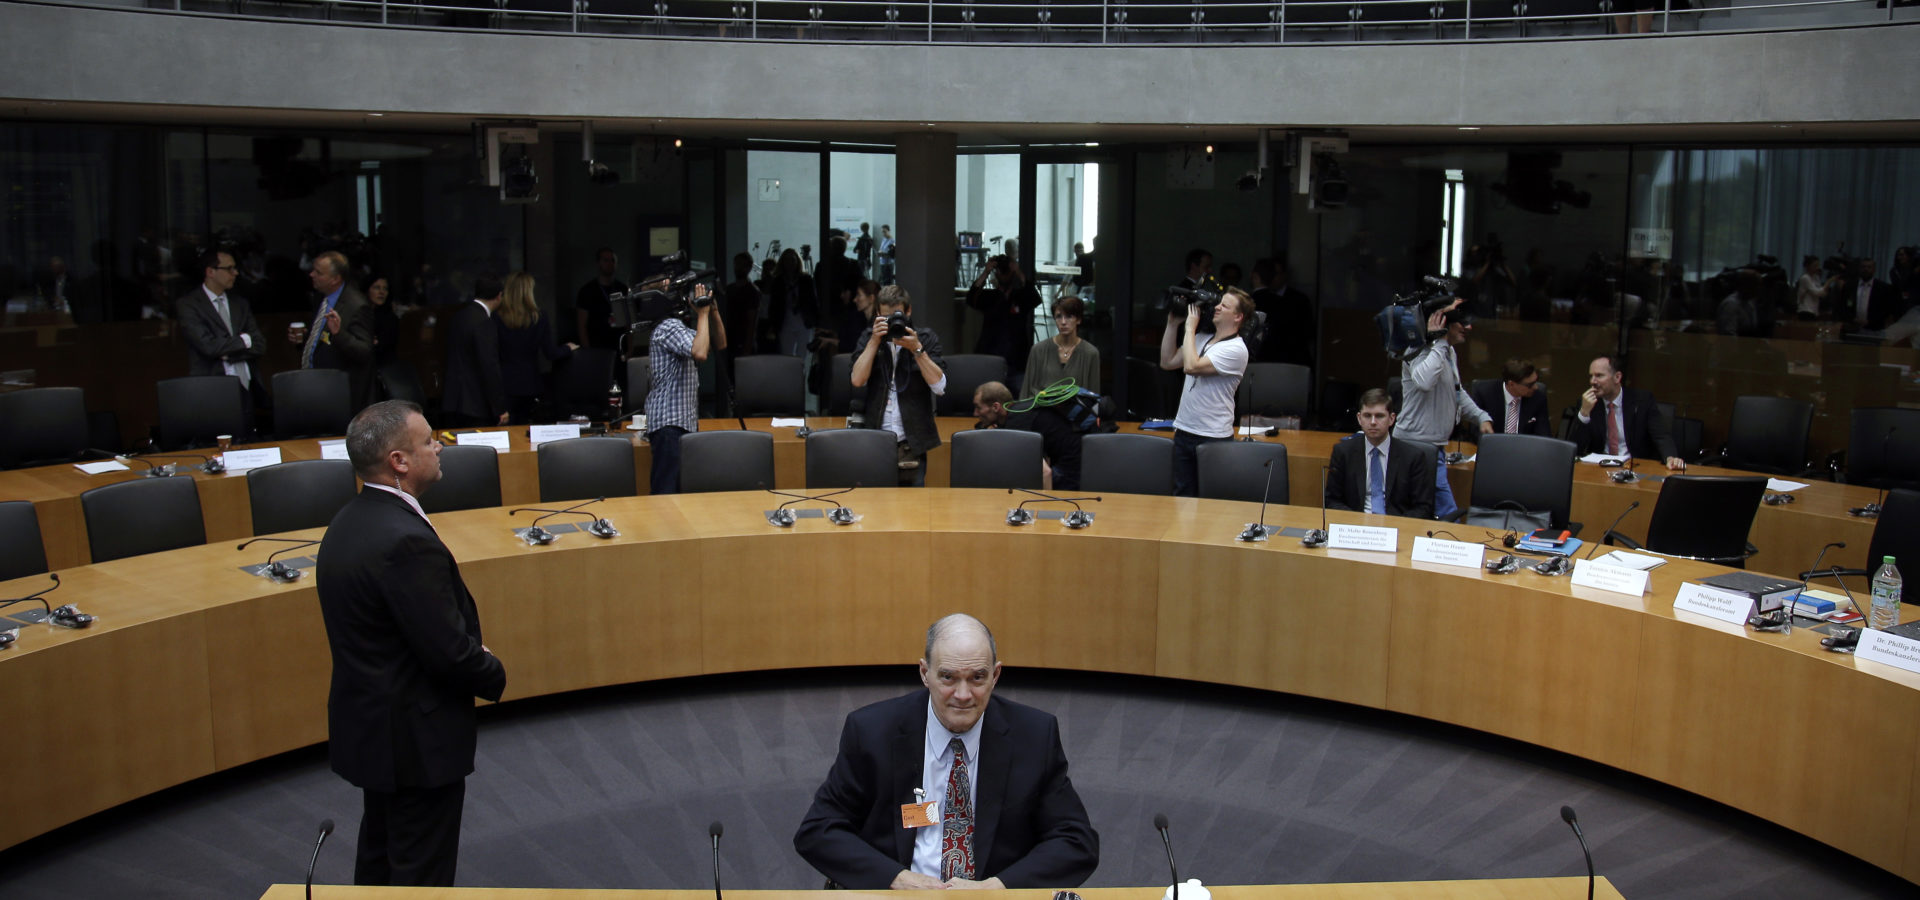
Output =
[
  {"x1": 145, "y1": 450, "x2": 226, "y2": 474},
  {"x1": 709, "y1": 821, "x2": 725, "y2": 900},
  {"x1": 1584, "y1": 500, "x2": 1641, "y2": 560},
  {"x1": 1153, "y1": 813, "x2": 1180, "y2": 900},
  {"x1": 1560, "y1": 806, "x2": 1594, "y2": 900},
  {"x1": 510, "y1": 496, "x2": 613, "y2": 541},
  {"x1": 762, "y1": 485, "x2": 861, "y2": 526},
  {"x1": 1852, "y1": 426, "x2": 1897, "y2": 518},
  {"x1": 1005, "y1": 487, "x2": 1103, "y2": 527},
  {"x1": 306, "y1": 818, "x2": 334, "y2": 900},
  {"x1": 84, "y1": 448, "x2": 172, "y2": 477},
  {"x1": 0, "y1": 573, "x2": 61, "y2": 619},
  {"x1": 1302, "y1": 464, "x2": 1331, "y2": 547},
  {"x1": 1237, "y1": 459, "x2": 1279, "y2": 542},
  {"x1": 1756, "y1": 541, "x2": 1849, "y2": 632},
  {"x1": 238, "y1": 537, "x2": 325, "y2": 582}
]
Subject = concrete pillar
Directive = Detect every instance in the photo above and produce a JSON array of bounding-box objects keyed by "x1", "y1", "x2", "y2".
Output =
[{"x1": 893, "y1": 132, "x2": 958, "y2": 345}]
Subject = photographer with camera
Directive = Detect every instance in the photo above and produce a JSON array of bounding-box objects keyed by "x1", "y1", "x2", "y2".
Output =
[
  {"x1": 644, "y1": 281, "x2": 723, "y2": 495},
  {"x1": 851, "y1": 285, "x2": 947, "y2": 486},
  {"x1": 1159, "y1": 286, "x2": 1253, "y2": 497},
  {"x1": 1394, "y1": 299, "x2": 1491, "y2": 519},
  {"x1": 967, "y1": 249, "x2": 1041, "y2": 391}
]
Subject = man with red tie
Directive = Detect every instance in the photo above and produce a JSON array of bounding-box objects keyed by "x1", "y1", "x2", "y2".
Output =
[
  {"x1": 794, "y1": 614, "x2": 1098, "y2": 890},
  {"x1": 1568, "y1": 355, "x2": 1685, "y2": 471}
]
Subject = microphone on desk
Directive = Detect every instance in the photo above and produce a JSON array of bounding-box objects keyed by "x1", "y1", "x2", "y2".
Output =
[
  {"x1": 509, "y1": 497, "x2": 614, "y2": 543},
  {"x1": 1302, "y1": 464, "x2": 1330, "y2": 548},
  {"x1": 237, "y1": 536, "x2": 324, "y2": 582},
  {"x1": 1153, "y1": 813, "x2": 1181, "y2": 900},
  {"x1": 1006, "y1": 488, "x2": 1102, "y2": 528},
  {"x1": 1584, "y1": 501, "x2": 1641, "y2": 560},
  {"x1": 1237, "y1": 459, "x2": 1279, "y2": 542},
  {"x1": 762, "y1": 484, "x2": 860, "y2": 526},
  {"x1": 847, "y1": 397, "x2": 867, "y2": 430},
  {"x1": 1560, "y1": 805, "x2": 1594, "y2": 900},
  {"x1": 1851, "y1": 426, "x2": 1897, "y2": 518},
  {"x1": 145, "y1": 451, "x2": 226, "y2": 475},
  {"x1": 709, "y1": 820, "x2": 725, "y2": 900},
  {"x1": 0, "y1": 573, "x2": 63, "y2": 627},
  {"x1": 1753, "y1": 541, "x2": 1847, "y2": 633},
  {"x1": 306, "y1": 818, "x2": 334, "y2": 900},
  {"x1": 83, "y1": 448, "x2": 173, "y2": 477}
]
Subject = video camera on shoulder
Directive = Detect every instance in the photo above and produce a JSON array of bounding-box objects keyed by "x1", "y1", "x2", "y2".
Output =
[
  {"x1": 1158, "y1": 284, "x2": 1223, "y2": 331},
  {"x1": 611, "y1": 249, "x2": 719, "y2": 333},
  {"x1": 1374, "y1": 275, "x2": 1458, "y2": 361}
]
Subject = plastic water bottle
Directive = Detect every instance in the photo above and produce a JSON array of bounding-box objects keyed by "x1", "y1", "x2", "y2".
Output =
[{"x1": 1870, "y1": 555, "x2": 1903, "y2": 630}]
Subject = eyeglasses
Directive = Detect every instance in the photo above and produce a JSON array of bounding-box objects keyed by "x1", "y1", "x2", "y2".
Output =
[{"x1": 213, "y1": 265, "x2": 239, "y2": 273}]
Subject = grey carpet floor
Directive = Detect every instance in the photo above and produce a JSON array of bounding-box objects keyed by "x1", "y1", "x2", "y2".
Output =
[{"x1": 2, "y1": 668, "x2": 1911, "y2": 899}]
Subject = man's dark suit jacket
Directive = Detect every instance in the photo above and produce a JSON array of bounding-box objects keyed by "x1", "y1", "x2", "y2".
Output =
[
  {"x1": 1251, "y1": 285, "x2": 1314, "y2": 367},
  {"x1": 852, "y1": 327, "x2": 946, "y2": 457},
  {"x1": 1565, "y1": 387, "x2": 1678, "y2": 462},
  {"x1": 1325, "y1": 434, "x2": 1436, "y2": 519},
  {"x1": 1469, "y1": 379, "x2": 1551, "y2": 438},
  {"x1": 309, "y1": 285, "x2": 379, "y2": 411},
  {"x1": 794, "y1": 692, "x2": 1099, "y2": 890},
  {"x1": 176, "y1": 287, "x2": 266, "y2": 392},
  {"x1": 1837, "y1": 278, "x2": 1906, "y2": 331},
  {"x1": 442, "y1": 302, "x2": 506, "y2": 423},
  {"x1": 316, "y1": 488, "x2": 506, "y2": 793}
]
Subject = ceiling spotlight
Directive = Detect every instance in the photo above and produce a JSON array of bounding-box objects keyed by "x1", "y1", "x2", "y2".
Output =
[{"x1": 673, "y1": 137, "x2": 684, "y2": 148}]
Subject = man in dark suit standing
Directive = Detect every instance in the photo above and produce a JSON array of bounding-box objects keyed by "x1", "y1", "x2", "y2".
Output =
[
  {"x1": 852, "y1": 286, "x2": 947, "y2": 486},
  {"x1": 1250, "y1": 258, "x2": 1313, "y2": 368},
  {"x1": 1838, "y1": 257, "x2": 1906, "y2": 333},
  {"x1": 318, "y1": 400, "x2": 506, "y2": 887},
  {"x1": 1326, "y1": 388, "x2": 1436, "y2": 518},
  {"x1": 293, "y1": 250, "x2": 378, "y2": 413},
  {"x1": 177, "y1": 249, "x2": 267, "y2": 433},
  {"x1": 441, "y1": 274, "x2": 508, "y2": 427},
  {"x1": 1566, "y1": 355, "x2": 1685, "y2": 471},
  {"x1": 794, "y1": 613, "x2": 1098, "y2": 890},
  {"x1": 1469, "y1": 359, "x2": 1551, "y2": 438}
]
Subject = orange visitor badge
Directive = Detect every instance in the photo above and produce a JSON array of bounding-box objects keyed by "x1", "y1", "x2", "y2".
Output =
[{"x1": 900, "y1": 801, "x2": 936, "y2": 828}]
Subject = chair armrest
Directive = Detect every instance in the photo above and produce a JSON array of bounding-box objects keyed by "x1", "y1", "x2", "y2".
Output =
[{"x1": 1603, "y1": 530, "x2": 1643, "y2": 550}]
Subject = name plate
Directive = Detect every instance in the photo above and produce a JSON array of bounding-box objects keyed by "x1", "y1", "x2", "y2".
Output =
[
  {"x1": 221, "y1": 447, "x2": 282, "y2": 472},
  {"x1": 457, "y1": 431, "x2": 513, "y2": 453},
  {"x1": 1856, "y1": 629, "x2": 1920, "y2": 676},
  {"x1": 318, "y1": 439, "x2": 350, "y2": 460},
  {"x1": 1326, "y1": 524, "x2": 1399, "y2": 553},
  {"x1": 1411, "y1": 536, "x2": 1485, "y2": 570},
  {"x1": 528, "y1": 424, "x2": 582, "y2": 446},
  {"x1": 1570, "y1": 559, "x2": 1651, "y2": 596},
  {"x1": 1673, "y1": 582, "x2": 1754, "y2": 625}
]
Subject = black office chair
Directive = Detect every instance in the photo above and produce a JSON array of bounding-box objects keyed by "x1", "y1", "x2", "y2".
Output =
[
  {"x1": 1653, "y1": 401, "x2": 1705, "y2": 463},
  {"x1": 536, "y1": 436, "x2": 637, "y2": 502},
  {"x1": 825, "y1": 353, "x2": 854, "y2": 417},
  {"x1": 79, "y1": 477, "x2": 208, "y2": 563},
  {"x1": 247, "y1": 460, "x2": 359, "y2": 535},
  {"x1": 1236, "y1": 363, "x2": 1312, "y2": 420},
  {"x1": 1843, "y1": 407, "x2": 1920, "y2": 491},
  {"x1": 1716, "y1": 395, "x2": 1813, "y2": 476},
  {"x1": 1603, "y1": 474, "x2": 1767, "y2": 568},
  {"x1": 1801, "y1": 488, "x2": 1920, "y2": 584},
  {"x1": 804, "y1": 428, "x2": 898, "y2": 489},
  {"x1": 0, "y1": 386, "x2": 90, "y2": 469},
  {"x1": 1459, "y1": 434, "x2": 1580, "y2": 533},
  {"x1": 271, "y1": 369, "x2": 353, "y2": 439},
  {"x1": 551, "y1": 348, "x2": 618, "y2": 420},
  {"x1": 1196, "y1": 440, "x2": 1290, "y2": 504},
  {"x1": 735, "y1": 355, "x2": 807, "y2": 417},
  {"x1": 1080, "y1": 433, "x2": 1175, "y2": 496},
  {"x1": 679, "y1": 431, "x2": 776, "y2": 493},
  {"x1": 950, "y1": 429, "x2": 1044, "y2": 490},
  {"x1": 420, "y1": 444, "x2": 503, "y2": 514},
  {"x1": 624, "y1": 357, "x2": 653, "y2": 415},
  {"x1": 378, "y1": 360, "x2": 428, "y2": 407},
  {"x1": 0, "y1": 500, "x2": 50, "y2": 581},
  {"x1": 156, "y1": 376, "x2": 246, "y2": 450},
  {"x1": 938, "y1": 355, "x2": 1009, "y2": 416}
]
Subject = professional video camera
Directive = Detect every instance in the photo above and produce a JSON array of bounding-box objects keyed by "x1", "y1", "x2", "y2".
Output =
[
  {"x1": 1156, "y1": 284, "x2": 1223, "y2": 332},
  {"x1": 611, "y1": 250, "x2": 719, "y2": 339},
  {"x1": 1374, "y1": 275, "x2": 1459, "y2": 361}
]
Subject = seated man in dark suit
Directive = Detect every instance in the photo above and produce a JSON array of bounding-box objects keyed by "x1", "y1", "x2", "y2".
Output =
[
  {"x1": 794, "y1": 614, "x2": 1099, "y2": 890},
  {"x1": 1326, "y1": 388, "x2": 1436, "y2": 518},
  {"x1": 1566, "y1": 355, "x2": 1685, "y2": 471},
  {"x1": 1469, "y1": 358, "x2": 1551, "y2": 438}
]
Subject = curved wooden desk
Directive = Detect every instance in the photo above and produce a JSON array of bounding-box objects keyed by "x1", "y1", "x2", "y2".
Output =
[{"x1": 2, "y1": 490, "x2": 1917, "y2": 886}]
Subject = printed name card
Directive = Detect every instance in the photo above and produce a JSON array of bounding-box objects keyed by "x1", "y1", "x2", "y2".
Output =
[
  {"x1": 528, "y1": 424, "x2": 582, "y2": 447},
  {"x1": 1673, "y1": 582, "x2": 1755, "y2": 625},
  {"x1": 457, "y1": 431, "x2": 513, "y2": 453},
  {"x1": 318, "y1": 439, "x2": 351, "y2": 460},
  {"x1": 1856, "y1": 629, "x2": 1920, "y2": 676},
  {"x1": 1411, "y1": 536, "x2": 1485, "y2": 570},
  {"x1": 1570, "y1": 559, "x2": 1651, "y2": 596},
  {"x1": 220, "y1": 447, "x2": 282, "y2": 472},
  {"x1": 1326, "y1": 523, "x2": 1399, "y2": 553}
]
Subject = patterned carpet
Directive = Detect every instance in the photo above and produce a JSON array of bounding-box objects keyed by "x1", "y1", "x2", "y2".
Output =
[{"x1": 2, "y1": 667, "x2": 1909, "y2": 899}]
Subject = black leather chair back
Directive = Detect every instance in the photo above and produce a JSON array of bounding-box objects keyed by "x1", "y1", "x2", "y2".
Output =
[
  {"x1": 420, "y1": 444, "x2": 503, "y2": 514},
  {"x1": 156, "y1": 376, "x2": 245, "y2": 450},
  {"x1": 271, "y1": 369, "x2": 353, "y2": 439},
  {"x1": 247, "y1": 460, "x2": 359, "y2": 535},
  {"x1": 0, "y1": 387, "x2": 89, "y2": 469},
  {"x1": 1196, "y1": 440, "x2": 1290, "y2": 504},
  {"x1": 0, "y1": 500, "x2": 50, "y2": 581},
  {"x1": 1641, "y1": 475, "x2": 1767, "y2": 567},
  {"x1": 552, "y1": 348, "x2": 618, "y2": 419},
  {"x1": 681, "y1": 431, "x2": 776, "y2": 493},
  {"x1": 950, "y1": 429, "x2": 1044, "y2": 490},
  {"x1": 804, "y1": 429, "x2": 898, "y2": 489},
  {"x1": 938, "y1": 355, "x2": 1008, "y2": 416},
  {"x1": 1236, "y1": 363, "x2": 1312, "y2": 419},
  {"x1": 1867, "y1": 489, "x2": 1920, "y2": 575},
  {"x1": 734, "y1": 355, "x2": 807, "y2": 418},
  {"x1": 80, "y1": 477, "x2": 207, "y2": 563},
  {"x1": 625, "y1": 357, "x2": 653, "y2": 416},
  {"x1": 1723, "y1": 395, "x2": 1812, "y2": 476},
  {"x1": 1470, "y1": 434, "x2": 1578, "y2": 530},
  {"x1": 1848, "y1": 408, "x2": 1920, "y2": 491},
  {"x1": 825, "y1": 353, "x2": 854, "y2": 417},
  {"x1": 378, "y1": 360, "x2": 428, "y2": 407},
  {"x1": 1080, "y1": 433, "x2": 1175, "y2": 496},
  {"x1": 536, "y1": 436, "x2": 638, "y2": 502}
]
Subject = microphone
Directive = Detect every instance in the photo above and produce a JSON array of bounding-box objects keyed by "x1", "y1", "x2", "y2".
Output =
[
  {"x1": 1560, "y1": 806, "x2": 1594, "y2": 900},
  {"x1": 1153, "y1": 813, "x2": 1180, "y2": 900},
  {"x1": 1851, "y1": 426, "x2": 1896, "y2": 517},
  {"x1": 1754, "y1": 541, "x2": 1847, "y2": 633},
  {"x1": 1237, "y1": 459, "x2": 1279, "y2": 542},
  {"x1": 709, "y1": 821, "x2": 724, "y2": 900},
  {"x1": 84, "y1": 448, "x2": 173, "y2": 477},
  {"x1": 1302, "y1": 464, "x2": 1330, "y2": 547},
  {"x1": 1239, "y1": 368, "x2": 1256, "y2": 442},
  {"x1": 2, "y1": 573, "x2": 85, "y2": 629},
  {"x1": 1584, "y1": 500, "x2": 1641, "y2": 560},
  {"x1": 0, "y1": 573, "x2": 62, "y2": 622},
  {"x1": 762, "y1": 484, "x2": 860, "y2": 526},
  {"x1": 237, "y1": 537, "x2": 324, "y2": 582},
  {"x1": 509, "y1": 497, "x2": 614, "y2": 542},
  {"x1": 145, "y1": 451, "x2": 227, "y2": 475},
  {"x1": 1005, "y1": 487, "x2": 1103, "y2": 528},
  {"x1": 306, "y1": 818, "x2": 334, "y2": 900}
]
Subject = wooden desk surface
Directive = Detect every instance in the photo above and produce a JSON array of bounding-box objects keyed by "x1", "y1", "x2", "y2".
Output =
[
  {"x1": 262, "y1": 880, "x2": 1624, "y2": 899},
  {"x1": 6, "y1": 490, "x2": 1919, "y2": 886}
]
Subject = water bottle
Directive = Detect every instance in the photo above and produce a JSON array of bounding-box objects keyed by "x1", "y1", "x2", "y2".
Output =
[{"x1": 1870, "y1": 555, "x2": 1903, "y2": 630}]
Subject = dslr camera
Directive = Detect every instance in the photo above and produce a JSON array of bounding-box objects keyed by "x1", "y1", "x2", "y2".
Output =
[{"x1": 881, "y1": 309, "x2": 914, "y2": 341}]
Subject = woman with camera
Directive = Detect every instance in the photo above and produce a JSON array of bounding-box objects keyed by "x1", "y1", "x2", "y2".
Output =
[{"x1": 1020, "y1": 295, "x2": 1100, "y2": 400}]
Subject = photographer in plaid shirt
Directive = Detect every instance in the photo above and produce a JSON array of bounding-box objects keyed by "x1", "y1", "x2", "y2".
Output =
[{"x1": 644, "y1": 283, "x2": 724, "y2": 494}]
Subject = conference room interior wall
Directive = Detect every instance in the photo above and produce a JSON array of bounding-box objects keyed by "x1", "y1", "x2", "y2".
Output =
[
  {"x1": 552, "y1": 133, "x2": 688, "y2": 343},
  {"x1": 1127, "y1": 146, "x2": 1274, "y2": 359}
]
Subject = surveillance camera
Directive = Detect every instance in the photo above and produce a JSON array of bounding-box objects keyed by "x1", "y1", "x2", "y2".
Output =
[
  {"x1": 1237, "y1": 170, "x2": 1263, "y2": 191},
  {"x1": 587, "y1": 160, "x2": 619, "y2": 185}
]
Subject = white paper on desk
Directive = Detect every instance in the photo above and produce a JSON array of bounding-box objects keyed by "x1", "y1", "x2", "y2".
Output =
[
  {"x1": 1326, "y1": 523, "x2": 1399, "y2": 553},
  {"x1": 221, "y1": 447, "x2": 282, "y2": 472},
  {"x1": 1236, "y1": 426, "x2": 1266, "y2": 436},
  {"x1": 1857, "y1": 629, "x2": 1920, "y2": 676},
  {"x1": 457, "y1": 431, "x2": 512, "y2": 453},
  {"x1": 528, "y1": 424, "x2": 581, "y2": 446},
  {"x1": 1597, "y1": 550, "x2": 1666, "y2": 571},
  {"x1": 770, "y1": 418, "x2": 808, "y2": 428},
  {"x1": 1579, "y1": 453, "x2": 1632, "y2": 465},
  {"x1": 1570, "y1": 558, "x2": 1650, "y2": 596},
  {"x1": 75, "y1": 459, "x2": 129, "y2": 474},
  {"x1": 318, "y1": 439, "x2": 351, "y2": 460},
  {"x1": 1765, "y1": 478, "x2": 1810, "y2": 492}
]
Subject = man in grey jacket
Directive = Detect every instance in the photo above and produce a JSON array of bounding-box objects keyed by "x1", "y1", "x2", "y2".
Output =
[{"x1": 1393, "y1": 299, "x2": 1492, "y2": 519}]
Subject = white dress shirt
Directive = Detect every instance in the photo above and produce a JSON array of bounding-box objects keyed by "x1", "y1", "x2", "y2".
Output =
[{"x1": 910, "y1": 697, "x2": 983, "y2": 878}]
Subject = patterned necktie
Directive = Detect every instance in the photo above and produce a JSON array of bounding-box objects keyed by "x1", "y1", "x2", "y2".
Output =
[
  {"x1": 1369, "y1": 447, "x2": 1386, "y2": 515},
  {"x1": 1605, "y1": 400, "x2": 1624, "y2": 456},
  {"x1": 940, "y1": 737, "x2": 975, "y2": 882},
  {"x1": 1506, "y1": 396, "x2": 1519, "y2": 434},
  {"x1": 301, "y1": 301, "x2": 328, "y2": 369}
]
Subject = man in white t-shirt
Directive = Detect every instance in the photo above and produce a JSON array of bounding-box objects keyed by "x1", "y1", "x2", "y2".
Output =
[{"x1": 1159, "y1": 287, "x2": 1252, "y2": 496}]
